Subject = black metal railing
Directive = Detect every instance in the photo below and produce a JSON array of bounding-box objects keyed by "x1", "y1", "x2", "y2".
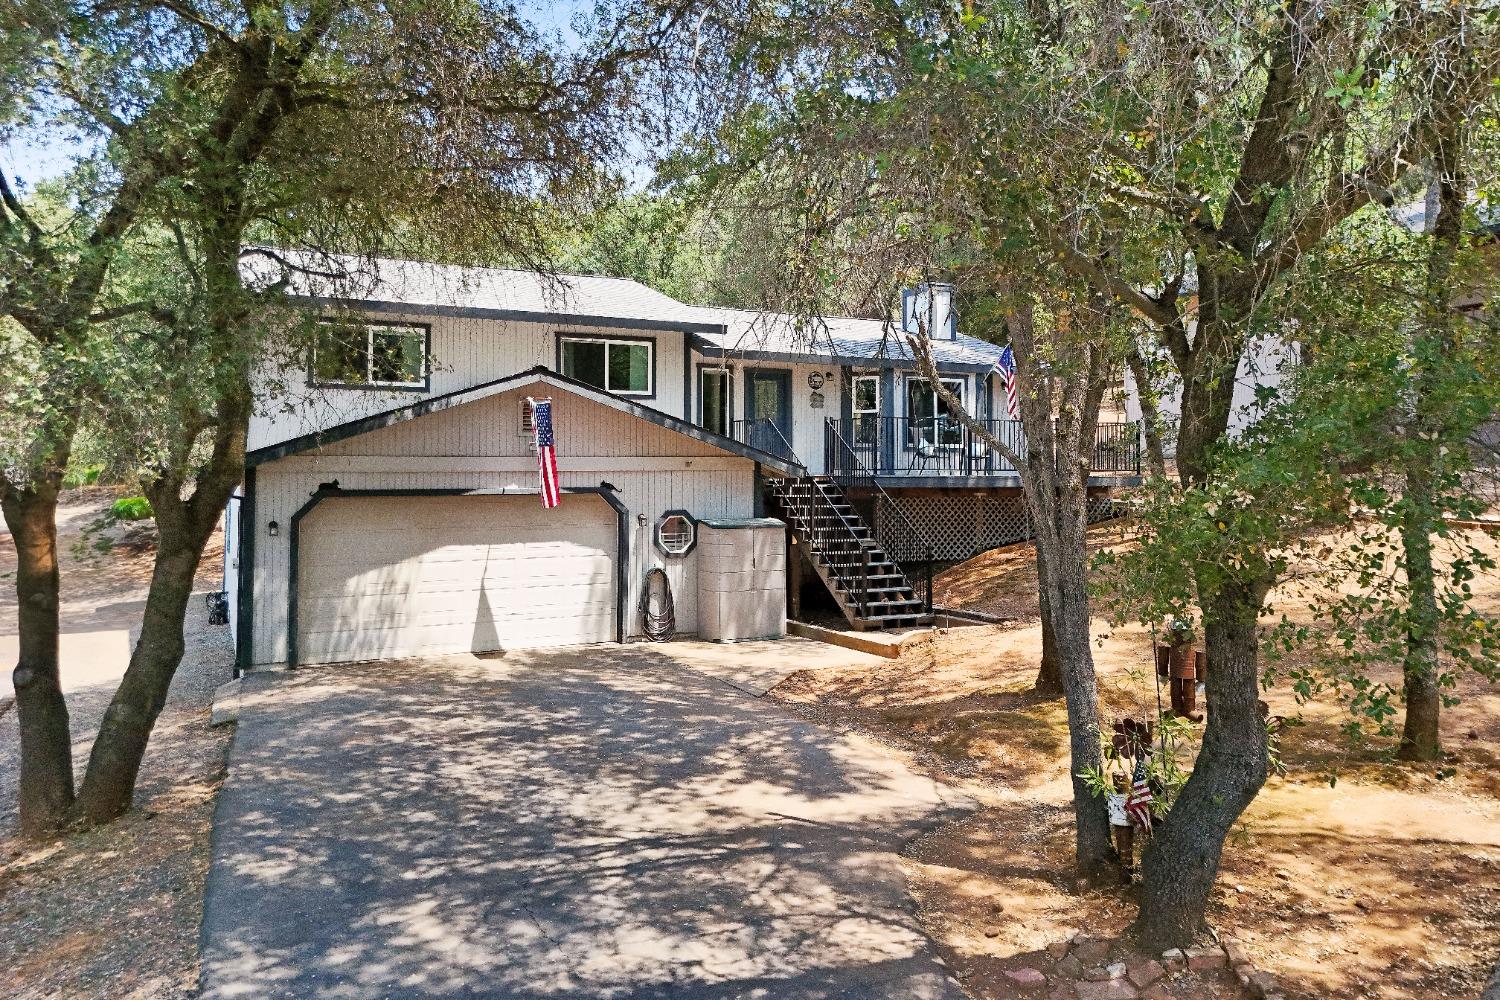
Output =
[
  {"x1": 824, "y1": 422, "x2": 935, "y2": 615},
  {"x1": 731, "y1": 418, "x2": 799, "y2": 466},
  {"x1": 1090, "y1": 421, "x2": 1141, "y2": 474},
  {"x1": 772, "y1": 478, "x2": 881, "y2": 618},
  {"x1": 825, "y1": 416, "x2": 1140, "y2": 478}
]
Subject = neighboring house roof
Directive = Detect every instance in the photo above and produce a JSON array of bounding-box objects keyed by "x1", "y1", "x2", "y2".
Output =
[
  {"x1": 241, "y1": 249, "x2": 727, "y2": 333},
  {"x1": 245, "y1": 366, "x2": 807, "y2": 477},
  {"x1": 686, "y1": 306, "x2": 1009, "y2": 374}
]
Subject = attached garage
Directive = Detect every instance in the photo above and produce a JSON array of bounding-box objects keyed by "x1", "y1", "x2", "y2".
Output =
[
  {"x1": 235, "y1": 370, "x2": 801, "y2": 672},
  {"x1": 292, "y1": 492, "x2": 622, "y2": 665}
]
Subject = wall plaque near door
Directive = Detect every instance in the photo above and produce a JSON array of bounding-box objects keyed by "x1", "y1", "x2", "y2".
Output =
[{"x1": 809, "y1": 391, "x2": 825, "y2": 409}]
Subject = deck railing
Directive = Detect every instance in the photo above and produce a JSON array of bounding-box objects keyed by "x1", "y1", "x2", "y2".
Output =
[{"x1": 825, "y1": 416, "x2": 1140, "y2": 478}]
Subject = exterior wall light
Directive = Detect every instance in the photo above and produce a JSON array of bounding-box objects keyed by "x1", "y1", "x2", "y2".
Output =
[{"x1": 267, "y1": 520, "x2": 280, "y2": 537}]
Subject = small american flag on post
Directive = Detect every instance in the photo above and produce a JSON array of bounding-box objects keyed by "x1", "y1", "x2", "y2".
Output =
[
  {"x1": 999, "y1": 344, "x2": 1020, "y2": 417},
  {"x1": 530, "y1": 397, "x2": 560, "y2": 509},
  {"x1": 1125, "y1": 757, "x2": 1154, "y2": 831}
]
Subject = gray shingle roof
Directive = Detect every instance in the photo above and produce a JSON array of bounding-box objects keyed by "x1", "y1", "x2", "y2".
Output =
[
  {"x1": 242, "y1": 249, "x2": 722, "y2": 330},
  {"x1": 686, "y1": 306, "x2": 1008, "y2": 371},
  {"x1": 242, "y1": 249, "x2": 1009, "y2": 368}
]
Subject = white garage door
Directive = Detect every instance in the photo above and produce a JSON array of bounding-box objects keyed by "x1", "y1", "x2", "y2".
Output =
[{"x1": 296, "y1": 493, "x2": 617, "y2": 664}]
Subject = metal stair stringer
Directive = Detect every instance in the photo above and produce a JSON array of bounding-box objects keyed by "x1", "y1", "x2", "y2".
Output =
[{"x1": 767, "y1": 476, "x2": 930, "y2": 631}]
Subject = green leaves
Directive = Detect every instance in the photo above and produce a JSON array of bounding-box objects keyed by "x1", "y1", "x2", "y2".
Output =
[{"x1": 108, "y1": 495, "x2": 152, "y2": 521}]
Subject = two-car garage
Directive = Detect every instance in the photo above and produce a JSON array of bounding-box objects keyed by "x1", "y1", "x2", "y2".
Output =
[
  {"x1": 293, "y1": 493, "x2": 621, "y2": 665},
  {"x1": 233, "y1": 371, "x2": 792, "y2": 671}
]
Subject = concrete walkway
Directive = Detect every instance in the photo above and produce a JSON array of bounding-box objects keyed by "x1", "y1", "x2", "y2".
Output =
[{"x1": 200, "y1": 643, "x2": 972, "y2": 999}]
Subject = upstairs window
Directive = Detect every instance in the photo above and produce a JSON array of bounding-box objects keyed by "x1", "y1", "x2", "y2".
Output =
[
  {"x1": 700, "y1": 367, "x2": 731, "y2": 436},
  {"x1": 312, "y1": 320, "x2": 427, "y2": 389},
  {"x1": 851, "y1": 373, "x2": 880, "y2": 446},
  {"x1": 851, "y1": 374, "x2": 880, "y2": 416},
  {"x1": 560, "y1": 336, "x2": 653, "y2": 396}
]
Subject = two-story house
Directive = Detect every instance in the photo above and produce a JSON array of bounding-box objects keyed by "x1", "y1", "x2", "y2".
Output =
[{"x1": 225, "y1": 253, "x2": 1140, "y2": 674}]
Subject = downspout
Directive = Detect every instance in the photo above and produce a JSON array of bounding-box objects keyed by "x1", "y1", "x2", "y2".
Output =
[{"x1": 233, "y1": 467, "x2": 256, "y2": 678}]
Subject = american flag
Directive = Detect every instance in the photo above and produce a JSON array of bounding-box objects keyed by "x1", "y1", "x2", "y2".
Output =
[
  {"x1": 530, "y1": 397, "x2": 560, "y2": 509},
  {"x1": 999, "y1": 344, "x2": 1020, "y2": 417},
  {"x1": 1124, "y1": 757, "x2": 1154, "y2": 831}
]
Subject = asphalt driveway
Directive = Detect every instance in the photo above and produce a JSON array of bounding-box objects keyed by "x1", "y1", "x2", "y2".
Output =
[{"x1": 198, "y1": 642, "x2": 973, "y2": 999}]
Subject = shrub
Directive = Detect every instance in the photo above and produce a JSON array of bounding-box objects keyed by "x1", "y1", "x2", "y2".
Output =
[{"x1": 109, "y1": 496, "x2": 154, "y2": 521}]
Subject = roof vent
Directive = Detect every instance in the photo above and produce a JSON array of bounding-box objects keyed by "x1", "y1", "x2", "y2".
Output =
[{"x1": 900, "y1": 282, "x2": 957, "y2": 341}]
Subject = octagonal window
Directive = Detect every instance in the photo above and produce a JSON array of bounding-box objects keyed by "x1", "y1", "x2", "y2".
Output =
[{"x1": 654, "y1": 511, "x2": 697, "y2": 557}]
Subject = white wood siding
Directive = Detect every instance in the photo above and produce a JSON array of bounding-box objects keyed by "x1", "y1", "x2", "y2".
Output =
[
  {"x1": 250, "y1": 312, "x2": 692, "y2": 451},
  {"x1": 313, "y1": 383, "x2": 720, "y2": 460},
  {"x1": 247, "y1": 382, "x2": 757, "y2": 666},
  {"x1": 688, "y1": 354, "x2": 841, "y2": 475}
]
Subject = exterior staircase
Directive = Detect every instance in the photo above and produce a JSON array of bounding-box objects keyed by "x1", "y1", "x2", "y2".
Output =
[{"x1": 767, "y1": 476, "x2": 931, "y2": 630}]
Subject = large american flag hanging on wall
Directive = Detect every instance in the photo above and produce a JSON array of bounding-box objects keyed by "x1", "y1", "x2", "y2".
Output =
[
  {"x1": 999, "y1": 344, "x2": 1020, "y2": 418},
  {"x1": 530, "y1": 397, "x2": 560, "y2": 508}
]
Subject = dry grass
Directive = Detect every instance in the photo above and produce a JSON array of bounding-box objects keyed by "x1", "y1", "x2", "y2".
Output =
[{"x1": 773, "y1": 523, "x2": 1500, "y2": 1000}]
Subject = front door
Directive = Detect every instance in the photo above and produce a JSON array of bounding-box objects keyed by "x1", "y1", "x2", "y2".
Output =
[{"x1": 745, "y1": 368, "x2": 793, "y2": 459}]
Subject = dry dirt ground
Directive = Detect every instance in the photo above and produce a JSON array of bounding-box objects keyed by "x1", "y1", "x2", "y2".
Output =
[
  {"x1": 773, "y1": 521, "x2": 1500, "y2": 1000},
  {"x1": 0, "y1": 488, "x2": 232, "y2": 1000}
]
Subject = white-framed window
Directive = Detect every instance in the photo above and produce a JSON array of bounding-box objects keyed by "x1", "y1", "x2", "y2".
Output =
[
  {"x1": 700, "y1": 367, "x2": 731, "y2": 436},
  {"x1": 851, "y1": 374, "x2": 880, "y2": 415},
  {"x1": 312, "y1": 320, "x2": 428, "y2": 389},
  {"x1": 906, "y1": 376, "x2": 966, "y2": 448},
  {"x1": 851, "y1": 373, "x2": 880, "y2": 445},
  {"x1": 560, "y1": 336, "x2": 653, "y2": 396}
]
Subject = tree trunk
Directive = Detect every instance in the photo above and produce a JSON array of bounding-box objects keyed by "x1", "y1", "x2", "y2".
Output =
[
  {"x1": 1132, "y1": 275, "x2": 1267, "y2": 946},
  {"x1": 1038, "y1": 452, "x2": 1117, "y2": 883},
  {"x1": 70, "y1": 541, "x2": 199, "y2": 824},
  {"x1": 1397, "y1": 463, "x2": 1442, "y2": 760},
  {"x1": 1132, "y1": 578, "x2": 1269, "y2": 947},
  {"x1": 2, "y1": 475, "x2": 76, "y2": 836},
  {"x1": 1044, "y1": 539, "x2": 1117, "y2": 882},
  {"x1": 1125, "y1": 346, "x2": 1168, "y2": 479},
  {"x1": 1396, "y1": 123, "x2": 1465, "y2": 763},
  {"x1": 1034, "y1": 543, "x2": 1063, "y2": 695},
  {"x1": 70, "y1": 482, "x2": 229, "y2": 826},
  {"x1": 71, "y1": 377, "x2": 249, "y2": 826}
]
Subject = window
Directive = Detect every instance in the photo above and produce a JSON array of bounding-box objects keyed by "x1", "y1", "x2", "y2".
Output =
[
  {"x1": 700, "y1": 367, "x2": 731, "y2": 437},
  {"x1": 312, "y1": 320, "x2": 427, "y2": 388},
  {"x1": 560, "y1": 336, "x2": 653, "y2": 396},
  {"x1": 906, "y1": 377, "x2": 965, "y2": 447},
  {"x1": 654, "y1": 511, "x2": 697, "y2": 557},
  {"x1": 851, "y1": 374, "x2": 880, "y2": 445}
]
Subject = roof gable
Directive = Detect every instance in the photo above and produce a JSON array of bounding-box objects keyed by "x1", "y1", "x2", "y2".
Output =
[{"x1": 246, "y1": 367, "x2": 806, "y2": 476}]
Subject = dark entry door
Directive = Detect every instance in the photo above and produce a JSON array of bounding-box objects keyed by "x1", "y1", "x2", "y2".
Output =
[{"x1": 745, "y1": 368, "x2": 793, "y2": 459}]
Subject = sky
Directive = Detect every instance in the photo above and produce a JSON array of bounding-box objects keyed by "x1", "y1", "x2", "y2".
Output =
[
  {"x1": 2, "y1": 125, "x2": 95, "y2": 190},
  {"x1": 2, "y1": 0, "x2": 593, "y2": 192}
]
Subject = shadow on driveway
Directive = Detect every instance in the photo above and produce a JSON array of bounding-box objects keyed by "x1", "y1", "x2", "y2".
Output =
[{"x1": 199, "y1": 647, "x2": 973, "y2": 999}]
